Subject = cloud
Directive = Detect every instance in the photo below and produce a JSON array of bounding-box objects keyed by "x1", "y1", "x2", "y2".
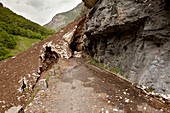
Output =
[
  {"x1": 0, "y1": 0, "x2": 81, "y2": 25},
  {"x1": 26, "y1": 0, "x2": 44, "y2": 10}
]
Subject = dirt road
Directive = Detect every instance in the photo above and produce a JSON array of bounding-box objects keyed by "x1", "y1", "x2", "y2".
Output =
[{"x1": 25, "y1": 58, "x2": 170, "y2": 113}]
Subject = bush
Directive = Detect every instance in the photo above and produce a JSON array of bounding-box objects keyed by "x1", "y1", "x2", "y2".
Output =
[
  {"x1": 0, "y1": 44, "x2": 10, "y2": 60},
  {"x1": 0, "y1": 31, "x2": 17, "y2": 49}
]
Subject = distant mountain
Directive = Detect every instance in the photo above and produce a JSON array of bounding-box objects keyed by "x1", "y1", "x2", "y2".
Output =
[
  {"x1": 0, "y1": 3, "x2": 54, "y2": 60},
  {"x1": 44, "y1": 2, "x2": 84, "y2": 31}
]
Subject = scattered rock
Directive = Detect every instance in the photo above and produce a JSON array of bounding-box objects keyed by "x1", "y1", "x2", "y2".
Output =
[
  {"x1": 37, "y1": 79, "x2": 48, "y2": 91},
  {"x1": 113, "y1": 108, "x2": 118, "y2": 112},
  {"x1": 125, "y1": 98, "x2": 130, "y2": 103},
  {"x1": 73, "y1": 51, "x2": 82, "y2": 58},
  {"x1": 18, "y1": 77, "x2": 28, "y2": 93},
  {"x1": 5, "y1": 105, "x2": 24, "y2": 113}
]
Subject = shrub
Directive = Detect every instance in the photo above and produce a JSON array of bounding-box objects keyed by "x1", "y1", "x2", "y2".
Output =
[
  {"x1": 0, "y1": 44, "x2": 10, "y2": 60},
  {"x1": 0, "y1": 31, "x2": 17, "y2": 49}
]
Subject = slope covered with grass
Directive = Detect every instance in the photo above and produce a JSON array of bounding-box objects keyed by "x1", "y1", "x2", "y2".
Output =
[{"x1": 0, "y1": 3, "x2": 54, "y2": 60}]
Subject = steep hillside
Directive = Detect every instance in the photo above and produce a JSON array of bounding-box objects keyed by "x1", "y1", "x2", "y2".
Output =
[
  {"x1": 0, "y1": 3, "x2": 54, "y2": 60},
  {"x1": 44, "y1": 2, "x2": 84, "y2": 31}
]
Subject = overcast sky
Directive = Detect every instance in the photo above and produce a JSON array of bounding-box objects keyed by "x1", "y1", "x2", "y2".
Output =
[{"x1": 0, "y1": 0, "x2": 81, "y2": 25}]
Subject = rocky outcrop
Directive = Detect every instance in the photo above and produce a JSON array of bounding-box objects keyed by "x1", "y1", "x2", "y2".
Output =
[
  {"x1": 83, "y1": 0, "x2": 170, "y2": 94},
  {"x1": 82, "y1": 0, "x2": 98, "y2": 8}
]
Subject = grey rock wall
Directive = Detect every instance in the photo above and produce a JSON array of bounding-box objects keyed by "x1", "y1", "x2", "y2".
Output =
[{"x1": 84, "y1": 0, "x2": 170, "y2": 94}]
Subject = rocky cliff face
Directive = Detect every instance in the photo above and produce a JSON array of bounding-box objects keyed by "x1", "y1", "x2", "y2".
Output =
[
  {"x1": 82, "y1": 0, "x2": 98, "y2": 8},
  {"x1": 44, "y1": 3, "x2": 83, "y2": 31},
  {"x1": 83, "y1": 0, "x2": 170, "y2": 94}
]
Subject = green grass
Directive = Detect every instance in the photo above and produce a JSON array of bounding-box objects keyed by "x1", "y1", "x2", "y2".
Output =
[
  {"x1": 145, "y1": 87, "x2": 155, "y2": 92},
  {"x1": 90, "y1": 59, "x2": 129, "y2": 79},
  {"x1": 45, "y1": 74, "x2": 53, "y2": 81},
  {"x1": 124, "y1": 74, "x2": 129, "y2": 79},
  {"x1": 108, "y1": 67, "x2": 123, "y2": 75},
  {"x1": 10, "y1": 36, "x2": 40, "y2": 56},
  {"x1": 27, "y1": 88, "x2": 40, "y2": 105}
]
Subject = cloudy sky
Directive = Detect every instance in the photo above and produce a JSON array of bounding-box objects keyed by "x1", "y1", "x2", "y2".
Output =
[{"x1": 0, "y1": 0, "x2": 81, "y2": 25}]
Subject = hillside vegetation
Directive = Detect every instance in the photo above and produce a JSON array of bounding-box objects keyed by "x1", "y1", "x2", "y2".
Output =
[{"x1": 0, "y1": 3, "x2": 54, "y2": 60}]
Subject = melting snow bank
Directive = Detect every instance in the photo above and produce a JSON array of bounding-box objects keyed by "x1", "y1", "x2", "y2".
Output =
[{"x1": 136, "y1": 85, "x2": 170, "y2": 103}]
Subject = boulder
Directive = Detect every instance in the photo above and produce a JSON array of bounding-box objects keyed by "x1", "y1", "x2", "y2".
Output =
[{"x1": 5, "y1": 105, "x2": 24, "y2": 113}]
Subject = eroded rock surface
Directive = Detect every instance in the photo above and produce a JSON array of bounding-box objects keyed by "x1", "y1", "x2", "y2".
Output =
[{"x1": 84, "y1": 0, "x2": 170, "y2": 94}]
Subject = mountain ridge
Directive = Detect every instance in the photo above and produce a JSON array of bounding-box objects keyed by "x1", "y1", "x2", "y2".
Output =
[{"x1": 44, "y1": 2, "x2": 84, "y2": 31}]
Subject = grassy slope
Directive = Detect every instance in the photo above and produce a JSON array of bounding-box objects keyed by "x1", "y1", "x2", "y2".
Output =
[
  {"x1": 10, "y1": 36, "x2": 40, "y2": 56},
  {"x1": 0, "y1": 3, "x2": 54, "y2": 60}
]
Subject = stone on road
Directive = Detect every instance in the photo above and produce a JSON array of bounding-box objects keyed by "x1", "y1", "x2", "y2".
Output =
[{"x1": 25, "y1": 58, "x2": 170, "y2": 113}]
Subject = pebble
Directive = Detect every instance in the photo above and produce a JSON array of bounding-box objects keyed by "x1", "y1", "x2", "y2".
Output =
[
  {"x1": 143, "y1": 107, "x2": 147, "y2": 110},
  {"x1": 125, "y1": 98, "x2": 130, "y2": 103},
  {"x1": 2, "y1": 100, "x2": 5, "y2": 104},
  {"x1": 105, "y1": 110, "x2": 109, "y2": 113},
  {"x1": 113, "y1": 108, "x2": 118, "y2": 111},
  {"x1": 12, "y1": 56, "x2": 16, "y2": 59}
]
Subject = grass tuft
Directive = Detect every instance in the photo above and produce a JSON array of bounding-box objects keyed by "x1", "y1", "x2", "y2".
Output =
[
  {"x1": 27, "y1": 88, "x2": 40, "y2": 105},
  {"x1": 90, "y1": 59, "x2": 129, "y2": 79}
]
